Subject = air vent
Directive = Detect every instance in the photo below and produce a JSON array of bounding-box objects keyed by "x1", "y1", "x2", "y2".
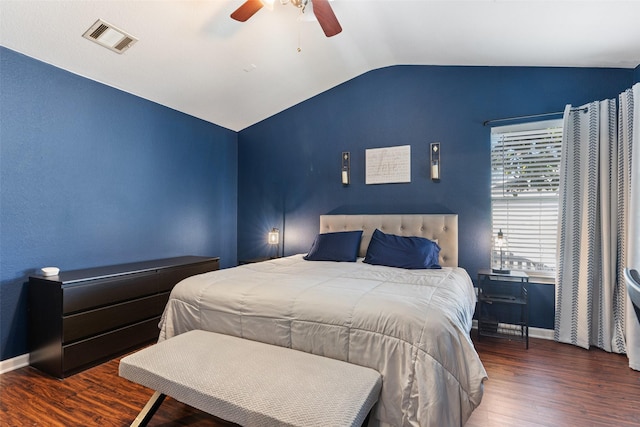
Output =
[{"x1": 82, "y1": 19, "x2": 137, "y2": 54}]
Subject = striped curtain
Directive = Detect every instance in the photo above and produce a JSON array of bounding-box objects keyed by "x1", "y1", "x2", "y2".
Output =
[
  {"x1": 621, "y1": 84, "x2": 640, "y2": 369},
  {"x1": 555, "y1": 83, "x2": 640, "y2": 369}
]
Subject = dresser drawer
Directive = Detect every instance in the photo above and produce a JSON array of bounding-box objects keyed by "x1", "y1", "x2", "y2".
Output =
[
  {"x1": 62, "y1": 272, "x2": 157, "y2": 314},
  {"x1": 62, "y1": 317, "x2": 160, "y2": 377},
  {"x1": 63, "y1": 293, "x2": 166, "y2": 343}
]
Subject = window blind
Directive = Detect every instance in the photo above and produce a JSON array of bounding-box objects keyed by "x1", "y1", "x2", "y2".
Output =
[{"x1": 491, "y1": 119, "x2": 563, "y2": 276}]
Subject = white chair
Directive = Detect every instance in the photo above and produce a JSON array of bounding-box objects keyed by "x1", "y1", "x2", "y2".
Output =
[{"x1": 625, "y1": 268, "x2": 640, "y2": 323}]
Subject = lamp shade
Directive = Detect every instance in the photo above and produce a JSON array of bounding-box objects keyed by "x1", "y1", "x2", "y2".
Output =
[
  {"x1": 268, "y1": 228, "x2": 280, "y2": 245},
  {"x1": 492, "y1": 229, "x2": 510, "y2": 274}
]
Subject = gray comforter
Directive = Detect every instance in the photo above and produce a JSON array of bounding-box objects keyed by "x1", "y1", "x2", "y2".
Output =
[{"x1": 158, "y1": 255, "x2": 487, "y2": 427}]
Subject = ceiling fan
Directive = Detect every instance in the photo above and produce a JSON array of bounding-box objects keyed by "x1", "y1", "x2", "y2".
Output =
[{"x1": 231, "y1": 0, "x2": 342, "y2": 37}]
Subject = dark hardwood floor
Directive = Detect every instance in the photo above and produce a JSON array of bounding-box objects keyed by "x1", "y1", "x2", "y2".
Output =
[
  {"x1": 466, "y1": 332, "x2": 640, "y2": 427},
  {"x1": 2, "y1": 332, "x2": 639, "y2": 426}
]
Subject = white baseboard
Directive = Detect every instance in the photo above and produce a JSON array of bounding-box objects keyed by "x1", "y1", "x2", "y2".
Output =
[
  {"x1": 472, "y1": 320, "x2": 554, "y2": 341},
  {"x1": 0, "y1": 353, "x2": 29, "y2": 375},
  {"x1": 529, "y1": 326, "x2": 554, "y2": 340}
]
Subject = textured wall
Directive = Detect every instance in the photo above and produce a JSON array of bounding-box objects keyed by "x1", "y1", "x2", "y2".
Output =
[
  {"x1": 0, "y1": 48, "x2": 238, "y2": 360},
  {"x1": 237, "y1": 65, "x2": 634, "y2": 329}
]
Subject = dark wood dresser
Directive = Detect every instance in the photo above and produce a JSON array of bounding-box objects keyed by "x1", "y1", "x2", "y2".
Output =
[{"x1": 28, "y1": 256, "x2": 219, "y2": 378}]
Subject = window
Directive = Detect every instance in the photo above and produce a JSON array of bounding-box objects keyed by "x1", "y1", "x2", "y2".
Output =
[{"x1": 491, "y1": 119, "x2": 563, "y2": 278}]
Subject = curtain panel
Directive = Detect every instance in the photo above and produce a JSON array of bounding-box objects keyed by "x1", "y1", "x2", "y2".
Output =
[
  {"x1": 555, "y1": 83, "x2": 640, "y2": 369},
  {"x1": 621, "y1": 84, "x2": 640, "y2": 370}
]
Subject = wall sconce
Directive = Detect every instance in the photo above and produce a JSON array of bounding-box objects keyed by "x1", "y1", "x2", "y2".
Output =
[
  {"x1": 342, "y1": 152, "x2": 350, "y2": 185},
  {"x1": 430, "y1": 143, "x2": 440, "y2": 181},
  {"x1": 492, "y1": 229, "x2": 510, "y2": 274},
  {"x1": 268, "y1": 227, "x2": 280, "y2": 258}
]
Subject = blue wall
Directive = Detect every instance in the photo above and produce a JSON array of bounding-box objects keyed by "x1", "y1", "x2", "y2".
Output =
[
  {"x1": 0, "y1": 47, "x2": 238, "y2": 360},
  {"x1": 237, "y1": 65, "x2": 634, "y2": 329},
  {"x1": 1, "y1": 48, "x2": 636, "y2": 361}
]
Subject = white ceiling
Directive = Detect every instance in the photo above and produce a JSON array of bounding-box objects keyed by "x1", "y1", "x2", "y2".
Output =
[{"x1": 1, "y1": 0, "x2": 639, "y2": 132}]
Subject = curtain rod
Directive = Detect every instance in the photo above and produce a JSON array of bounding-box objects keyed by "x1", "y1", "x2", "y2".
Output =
[{"x1": 483, "y1": 106, "x2": 588, "y2": 127}]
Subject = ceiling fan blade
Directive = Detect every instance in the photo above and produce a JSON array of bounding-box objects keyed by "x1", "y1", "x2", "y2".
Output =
[
  {"x1": 311, "y1": 0, "x2": 342, "y2": 37},
  {"x1": 231, "y1": 0, "x2": 264, "y2": 22}
]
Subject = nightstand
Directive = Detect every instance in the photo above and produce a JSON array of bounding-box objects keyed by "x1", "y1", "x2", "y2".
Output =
[{"x1": 477, "y1": 269, "x2": 529, "y2": 349}]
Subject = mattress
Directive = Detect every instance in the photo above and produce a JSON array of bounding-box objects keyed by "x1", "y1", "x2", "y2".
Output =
[{"x1": 158, "y1": 255, "x2": 487, "y2": 427}]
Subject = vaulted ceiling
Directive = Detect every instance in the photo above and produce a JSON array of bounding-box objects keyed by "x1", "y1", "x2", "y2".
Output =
[{"x1": 2, "y1": 1, "x2": 639, "y2": 131}]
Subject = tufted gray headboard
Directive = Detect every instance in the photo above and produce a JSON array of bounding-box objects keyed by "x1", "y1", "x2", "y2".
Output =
[{"x1": 319, "y1": 214, "x2": 458, "y2": 267}]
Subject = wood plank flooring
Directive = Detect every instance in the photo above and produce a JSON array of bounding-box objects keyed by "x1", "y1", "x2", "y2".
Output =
[
  {"x1": 466, "y1": 332, "x2": 640, "y2": 427},
  {"x1": 1, "y1": 332, "x2": 639, "y2": 426}
]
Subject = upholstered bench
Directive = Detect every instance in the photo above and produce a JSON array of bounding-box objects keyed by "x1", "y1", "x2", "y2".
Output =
[{"x1": 119, "y1": 329, "x2": 382, "y2": 427}]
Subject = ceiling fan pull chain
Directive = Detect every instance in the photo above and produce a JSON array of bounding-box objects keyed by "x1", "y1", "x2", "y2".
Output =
[{"x1": 297, "y1": 12, "x2": 302, "y2": 52}]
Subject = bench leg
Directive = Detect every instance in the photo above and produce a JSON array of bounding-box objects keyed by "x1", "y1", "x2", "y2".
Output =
[{"x1": 130, "y1": 391, "x2": 166, "y2": 427}]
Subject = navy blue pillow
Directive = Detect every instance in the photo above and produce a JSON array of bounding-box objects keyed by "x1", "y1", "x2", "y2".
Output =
[
  {"x1": 364, "y1": 229, "x2": 442, "y2": 269},
  {"x1": 303, "y1": 230, "x2": 363, "y2": 262}
]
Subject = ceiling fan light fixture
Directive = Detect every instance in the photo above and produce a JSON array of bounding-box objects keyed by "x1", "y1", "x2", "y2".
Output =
[
  {"x1": 297, "y1": 1, "x2": 317, "y2": 22},
  {"x1": 231, "y1": 0, "x2": 341, "y2": 37}
]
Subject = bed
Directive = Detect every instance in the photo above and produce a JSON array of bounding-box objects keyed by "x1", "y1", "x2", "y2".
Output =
[{"x1": 158, "y1": 214, "x2": 487, "y2": 427}]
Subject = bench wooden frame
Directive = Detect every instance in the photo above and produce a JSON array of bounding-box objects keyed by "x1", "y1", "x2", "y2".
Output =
[{"x1": 119, "y1": 330, "x2": 382, "y2": 427}]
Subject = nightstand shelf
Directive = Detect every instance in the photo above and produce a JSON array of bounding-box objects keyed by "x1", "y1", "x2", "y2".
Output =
[{"x1": 477, "y1": 269, "x2": 529, "y2": 349}]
